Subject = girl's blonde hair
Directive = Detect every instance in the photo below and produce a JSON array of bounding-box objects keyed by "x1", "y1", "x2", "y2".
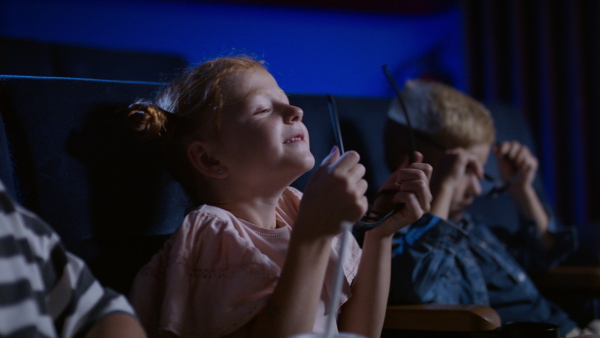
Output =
[{"x1": 124, "y1": 56, "x2": 266, "y2": 203}]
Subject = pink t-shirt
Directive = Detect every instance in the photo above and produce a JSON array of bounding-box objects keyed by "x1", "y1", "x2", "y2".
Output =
[{"x1": 130, "y1": 187, "x2": 362, "y2": 337}]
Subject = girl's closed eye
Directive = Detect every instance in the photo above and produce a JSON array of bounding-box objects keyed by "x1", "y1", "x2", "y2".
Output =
[{"x1": 253, "y1": 107, "x2": 272, "y2": 115}]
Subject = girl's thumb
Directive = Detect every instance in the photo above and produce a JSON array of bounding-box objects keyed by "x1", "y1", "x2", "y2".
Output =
[
  {"x1": 321, "y1": 145, "x2": 340, "y2": 166},
  {"x1": 398, "y1": 154, "x2": 410, "y2": 168},
  {"x1": 413, "y1": 151, "x2": 424, "y2": 164}
]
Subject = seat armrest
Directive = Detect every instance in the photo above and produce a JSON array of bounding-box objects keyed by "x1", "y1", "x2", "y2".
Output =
[
  {"x1": 531, "y1": 266, "x2": 600, "y2": 297},
  {"x1": 384, "y1": 304, "x2": 501, "y2": 332}
]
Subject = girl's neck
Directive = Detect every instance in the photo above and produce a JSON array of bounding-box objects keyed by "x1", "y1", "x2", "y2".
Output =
[
  {"x1": 202, "y1": 170, "x2": 300, "y2": 229},
  {"x1": 215, "y1": 194, "x2": 283, "y2": 229},
  {"x1": 206, "y1": 181, "x2": 288, "y2": 229}
]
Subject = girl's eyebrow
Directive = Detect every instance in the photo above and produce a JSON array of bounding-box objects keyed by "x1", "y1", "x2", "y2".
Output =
[{"x1": 242, "y1": 89, "x2": 288, "y2": 103}]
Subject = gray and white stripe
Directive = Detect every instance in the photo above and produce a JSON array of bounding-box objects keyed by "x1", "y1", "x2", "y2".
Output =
[{"x1": 0, "y1": 183, "x2": 136, "y2": 337}]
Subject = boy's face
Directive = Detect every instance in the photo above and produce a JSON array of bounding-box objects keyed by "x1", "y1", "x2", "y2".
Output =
[{"x1": 446, "y1": 144, "x2": 490, "y2": 220}]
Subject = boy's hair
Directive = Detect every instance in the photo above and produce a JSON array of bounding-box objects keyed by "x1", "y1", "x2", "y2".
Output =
[
  {"x1": 124, "y1": 56, "x2": 266, "y2": 203},
  {"x1": 384, "y1": 79, "x2": 495, "y2": 171}
]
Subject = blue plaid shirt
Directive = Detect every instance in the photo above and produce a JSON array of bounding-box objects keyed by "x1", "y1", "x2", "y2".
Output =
[{"x1": 388, "y1": 212, "x2": 577, "y2": 334}]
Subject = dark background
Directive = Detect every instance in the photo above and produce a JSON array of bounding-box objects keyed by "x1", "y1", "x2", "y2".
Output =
[{"x1": 1, "y1": 0, "x2": 598, "y2": 227}]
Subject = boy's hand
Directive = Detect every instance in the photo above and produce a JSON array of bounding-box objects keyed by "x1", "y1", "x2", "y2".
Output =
[
  {"x1": 430, "y1": 148, "x2": 485, "y2": 196},
  {"x1": 428, "y1": 148, "x2": 484, "y2": 220},
  {"x1": 297, "y1": 146, "x2": 369, "y2": 237},
  {"x1": 372, "y1": 151, "x2": 432, "y2": 236},
  {"x1": 494, "y1": 141, "x2": 538, "y2": 191}
]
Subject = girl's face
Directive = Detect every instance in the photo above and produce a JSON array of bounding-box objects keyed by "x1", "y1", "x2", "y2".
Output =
[{"x1": 215, "y1": 67, "x2": 315, "y2": 186}]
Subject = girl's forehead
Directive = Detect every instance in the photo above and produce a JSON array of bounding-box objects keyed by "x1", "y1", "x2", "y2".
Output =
[{"x1": 226, "y1": 68, "x2": 283, "y2": 102}]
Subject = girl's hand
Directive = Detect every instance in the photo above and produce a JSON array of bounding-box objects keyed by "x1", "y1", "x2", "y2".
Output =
[
  {"x1": 494, "y1": 141, "x2": 538, "y2": 192},
  {"x1": 372, "y1": 152, "x2": 432, "y2": 237},
  {"x1": 297, "y1": 146, "x2": 369, "y2": 237}
]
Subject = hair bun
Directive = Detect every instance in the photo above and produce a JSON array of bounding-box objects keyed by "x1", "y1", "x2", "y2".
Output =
[{"x1": 126, "y1": 101, "x2": 169, "y2": 140}]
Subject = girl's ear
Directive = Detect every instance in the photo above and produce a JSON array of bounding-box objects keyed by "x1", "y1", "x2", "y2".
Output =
[{"x1": 187, "y1": 140, "x2": 228, "y2": 178}]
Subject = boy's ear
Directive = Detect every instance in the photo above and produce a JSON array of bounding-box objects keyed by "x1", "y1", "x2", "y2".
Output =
[{"x1": 187, "y1": 140, "x2": 228, "y2": 178}]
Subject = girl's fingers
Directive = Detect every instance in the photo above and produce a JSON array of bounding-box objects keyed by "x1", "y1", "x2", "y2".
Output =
[
  {"x1": 393, "y1": 180, "x2": 431, "y2": 211},
  {"x1": 321, "y1": 145, "x2": 340, "y2": 166},
  {"x1": 390, "y1": 192, "x2": 425, "y2": 221},
  {"x1": 359, "y1": 195, "x2": 369, "y2": 216},
  {"x1": 406, "y1": 162, "x2": 432, "y2": 181},
  {"x1": 398, "y1": 153, "x2": 410, "y2": 169},
  {"x1": 332, "y1": 150, "x2": 361, "y2": 172},
  {"x1": 394, "y1": 168, "x2": 429, "y2": 185},
  {"x1": 412, "y1": 151, "x2": 424, "y2": 164},
  {"x1": 356, "y1": 178, "x2": 369, "y2": 197},
  {"x1": 347, "y1": 161, "x2": 366, "y2": 183}
]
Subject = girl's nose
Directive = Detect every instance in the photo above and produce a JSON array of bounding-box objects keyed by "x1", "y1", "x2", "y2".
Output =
[{"x1": 284, "y1": 105, "x2": 303, "y2": 123}]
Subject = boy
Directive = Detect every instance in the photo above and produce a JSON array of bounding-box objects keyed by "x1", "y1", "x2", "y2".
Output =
[{"x1": 382, "y1": 79, "x2": 593, "y2": 337}]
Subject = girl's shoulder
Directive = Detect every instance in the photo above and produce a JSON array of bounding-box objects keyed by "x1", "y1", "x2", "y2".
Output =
[
  {"x1": 283, "y1": 186, "x2": 303, "y2": 200},
  {"x1": 173, "y1": 205, "x2": 283, "y2": 264},
  {"x1": 179, "y1": 204, "x2": 244, "y2": 240}
]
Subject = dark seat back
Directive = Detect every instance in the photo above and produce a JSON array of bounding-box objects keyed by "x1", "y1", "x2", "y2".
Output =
[
  {"x1": 0, "y1": 75, "x2": 187, "y2": 294},
  {"x1": 0, "y1": 37, "x2": 187, "y2": 82}
]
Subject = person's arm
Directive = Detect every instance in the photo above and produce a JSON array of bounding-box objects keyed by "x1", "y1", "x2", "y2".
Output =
[
  {"x1": 227, "y1": 147, "x2": 368, "y2": 338},
  {"x1": 337, "y1": 154, "x2": 432, "y2": 338},
  {"x1": 495, "y1": 141, "x2": 554, "y2": 248},
  {"x1": 389, "y1": 214, "x2": 470, "y2": 305},
  {"x1": 508, "y1": 186, "x2": 553, "y2": 247},
  {"x1": 85, "y1": 313, "x2": 146, "y2": 338},
  {"x1": 337, "y1": 227, "x2": 393, "y2": 338},
  {"x1": 0, "y1": 186, "x2": 146, "y2": 338}
]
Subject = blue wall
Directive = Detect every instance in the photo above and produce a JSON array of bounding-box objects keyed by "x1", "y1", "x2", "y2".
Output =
[{"x1": 0, "y1": 0, "x2": 467, "y2": 97}]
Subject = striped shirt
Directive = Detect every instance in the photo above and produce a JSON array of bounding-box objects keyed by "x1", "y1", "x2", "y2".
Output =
[{"x1": 0, "y1": 182, "x2": 136, "y2": 337}]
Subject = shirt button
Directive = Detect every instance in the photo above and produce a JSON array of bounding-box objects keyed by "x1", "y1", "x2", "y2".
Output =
[{"x1": 517, "y1": 272, "x2": 526, "y2": 282}]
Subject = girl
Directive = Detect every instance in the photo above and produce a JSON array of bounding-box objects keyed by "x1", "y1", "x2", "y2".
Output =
[{"x1": 126, "y1": 56, "x2": 432, "y2": 338}]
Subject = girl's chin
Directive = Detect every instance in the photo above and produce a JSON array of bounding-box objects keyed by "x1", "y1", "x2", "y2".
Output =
[{"x1": 296, "y1": 154, "x2": 316, "y2": 172}]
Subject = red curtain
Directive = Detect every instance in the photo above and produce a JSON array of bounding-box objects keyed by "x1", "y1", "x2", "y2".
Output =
[{"x1": 461, "y1": 0, "x2": 600, "y2": 226}]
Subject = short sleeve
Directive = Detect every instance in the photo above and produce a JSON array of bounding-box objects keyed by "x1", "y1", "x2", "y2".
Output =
[{"x1": 132, "y1": 210, "x2": 282, "y2": 337}]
